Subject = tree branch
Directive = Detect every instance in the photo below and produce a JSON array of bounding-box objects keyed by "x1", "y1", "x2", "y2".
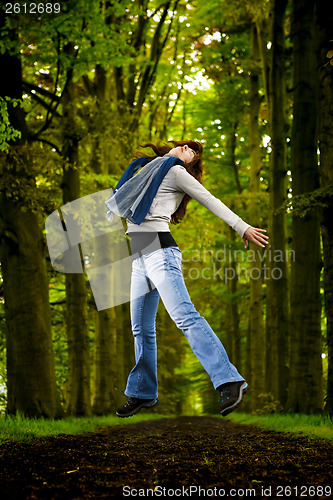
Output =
[
  {"x1": 44, "y1": 31, "x2": 61, "y2": 126},
  {"x1": 31, "y1": 34, "x2": 77, "y2": 141},
  {"x1": 147, "y1": 0, "x2": 179, "y2": 91},
  {"x1": 22, "y1": 81, "x2": 61, "y2": 101},
  {"x1": 147, "y1": 2, "x2": 169, "y2": 20},
  {"x1": 133, "y1": 0, "x2": 176, "y2": 125},
  {"x1": 28, "y1": 137, "x2": 61, "y2": 155},
  {"x1": 24, "y1": 90, "x2": 61, "y2": 117}
]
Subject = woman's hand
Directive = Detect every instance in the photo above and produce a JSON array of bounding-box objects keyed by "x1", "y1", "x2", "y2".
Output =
[{"x1": 243, "y1": 227, "x2": 269, "y2": 248}]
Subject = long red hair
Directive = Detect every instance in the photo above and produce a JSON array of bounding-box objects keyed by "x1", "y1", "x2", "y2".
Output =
[{"x1": 135, "y1": 140, "x2": 204, "y2": 224}]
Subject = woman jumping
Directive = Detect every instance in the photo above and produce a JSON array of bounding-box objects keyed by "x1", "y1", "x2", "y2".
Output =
[{"x1": 105, "y1": 140, "x2": 268, "y2": 418}]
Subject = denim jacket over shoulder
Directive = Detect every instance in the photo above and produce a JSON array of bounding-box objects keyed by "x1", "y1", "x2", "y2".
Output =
[{"x1": 105, "y1": 154, "x2": 184, "y2": 225}]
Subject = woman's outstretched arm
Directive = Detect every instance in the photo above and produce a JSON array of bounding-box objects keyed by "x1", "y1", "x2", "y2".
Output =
[{"x1": 174, "y1": 166, "x2": 268, "y2": 247}]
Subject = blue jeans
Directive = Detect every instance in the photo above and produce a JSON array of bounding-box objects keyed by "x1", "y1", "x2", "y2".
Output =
[{"x1": 125, "y1": 247, "x2": 245, "y2": 399}]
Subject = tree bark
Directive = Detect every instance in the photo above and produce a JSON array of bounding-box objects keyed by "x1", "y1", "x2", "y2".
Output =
[
  {"x1": 0, "y1": 19, "x2": 62, "y2": 418},
  {"x1": 91, "y1": 232, "x2": 128, "y2": 414},
  {"x1": 85, "y1": 65, "x2": 126, "y2": 415},
  {"x1": 226, "y1": 128, "x2": 242, "y2": 371},
  {"x1": 248, "y1": 24, "x2": 265, "y2": 412},
  {"x1": 61, "y1": 45, "x2": 91, "y2": 416},
  {"x1": 1, "y1": 195, "x2": 63, "y2": 418},
  {"x1": 227, "y1": 228, "x2": 242, "y2": 373},
  {"x1": 265, "y1": 0, "x2": 289, "y2": 408},
  {"x1": 92, "y1": 307, "x2": 118, "y2": 415},
  {"x1": 287, "y1": 0, "x2": 323, "y2": 413},
  {"x1": 316, "y1": 0, "x2": 333, "y2": 416}
]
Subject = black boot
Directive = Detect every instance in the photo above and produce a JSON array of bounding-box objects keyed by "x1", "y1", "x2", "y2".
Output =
[
  {"x1": 116, "y1": 397, "x2": 158, "y2": 418},
  {"x1": 218, "y1": 381, "x2": 249, "y2": 417}
]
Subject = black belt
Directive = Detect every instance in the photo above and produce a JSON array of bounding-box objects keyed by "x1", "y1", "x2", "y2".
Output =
[{"x1": 128, "y1": 232, "x2": 178, "y2": 257}]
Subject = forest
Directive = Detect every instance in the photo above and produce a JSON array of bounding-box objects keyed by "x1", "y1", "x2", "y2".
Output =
[{"x1": 0, "y1": 0, "x2": 332, "y2": 421}]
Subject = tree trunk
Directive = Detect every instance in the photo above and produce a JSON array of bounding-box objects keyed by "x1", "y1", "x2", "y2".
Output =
[
  {"x1": 62, "y1": 46, "x2": 91, "y2": 416},
  {"x1": 265, "y1": 0, "x2": 289, "y2": 408},
  {"x1": 85, "y1": 66, "x2": 126, "y2": 415},
  {"x1": 225, "y1": 227, "x2": 242, "y2": 372},
  {"x1": 0, "y1": 20, "x2": 62, "y2": 418},
  {"x1": 92, "y1": 307, "x2": 118, "y2": 414},
  {"x1": 91, "y1": 233, "x2": 127, "y2": 414},
  {"x1": 316, "y1": 0, "x2": 333, "y2": 416},
  {"x1": 287, "y1": 0, "x2": 323, "y2": 413},
  {"x1": 225, "y1": 129, "x2": 243, "y2": 372},
  {"x1": 243, "y1": 318, "x2": 252, "y2": 413},
  {"x1": 225, "y1": 259, "x2": 234, "y2": 363},
  {"x1": 1, "y1": 196, "x2": 63, "y2": 418},
  {"x1": 248, "y1": 24, "x2": 265, "y2": 412},
  {"x1": 227, "y1": 128, "x2": 243, "y2": 196}
]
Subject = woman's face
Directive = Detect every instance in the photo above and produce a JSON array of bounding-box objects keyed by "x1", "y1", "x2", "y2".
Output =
[{"x1": 168, "y1": 145, "x2": 196, "y2": 164}]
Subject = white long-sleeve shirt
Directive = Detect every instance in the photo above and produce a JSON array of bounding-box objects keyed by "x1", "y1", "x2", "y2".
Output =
[{"x1": 126, "y1": 164, "x2": 250, "y2": 238}]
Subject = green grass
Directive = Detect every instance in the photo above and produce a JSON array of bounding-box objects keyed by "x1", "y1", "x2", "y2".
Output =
[
  {"x1": 226, "y1": 412, "x2": 333, "y2": 442},
  {"x1": 0, "y1": 412, "x2": 170, "y2": 444},
  {"x1": 1, "y1": 411, "x2": 332, "y2": 444}
]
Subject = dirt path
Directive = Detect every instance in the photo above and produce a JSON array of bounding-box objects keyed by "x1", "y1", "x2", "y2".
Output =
[{"x1": 0, "y1": 416, "x2": 332, "y2": 499}]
